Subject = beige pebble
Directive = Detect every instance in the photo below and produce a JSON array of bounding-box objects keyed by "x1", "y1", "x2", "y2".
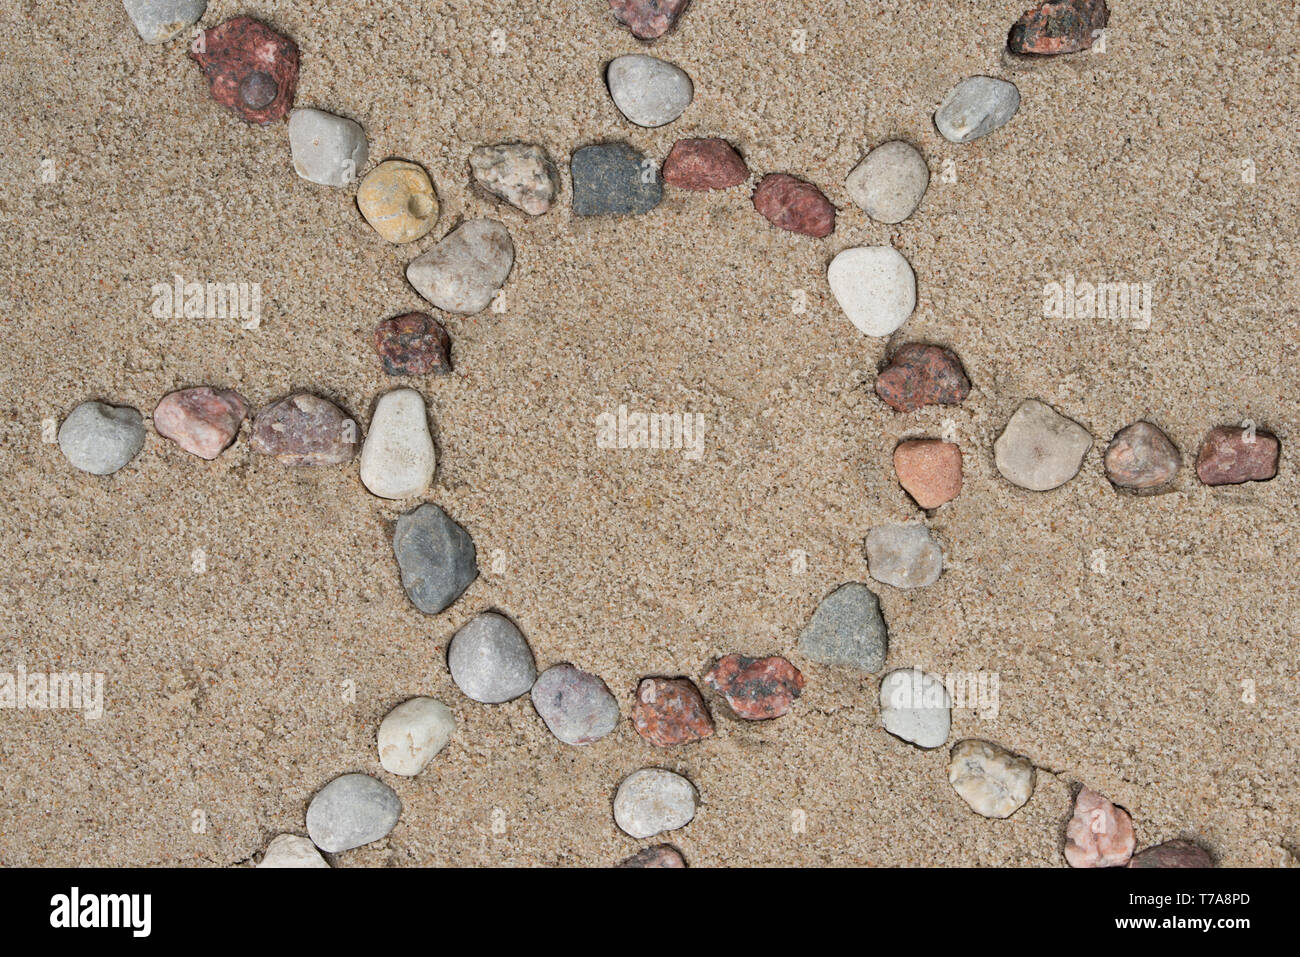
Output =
[{"x1": 357, "y1": 160, "x2": 439, "y2": 244}]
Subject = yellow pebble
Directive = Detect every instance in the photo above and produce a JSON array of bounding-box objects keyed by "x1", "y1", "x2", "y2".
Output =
[{"x1": 356, "y1": 160, "x2": 439, "y2": 244}]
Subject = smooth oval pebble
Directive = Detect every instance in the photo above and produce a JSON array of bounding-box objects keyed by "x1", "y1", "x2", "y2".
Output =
[
  {"x1": 249, "y1": 393, "x2": 359, "y2": 467},
  {"x1": 1104, "y1": 421, "x2": 1180, "y2": 490},
  {"x1": 359, "y1": 389, "x2": 435, "y2": 499},
  {"x1": 845, "y1": 140, "x2": 930, "y2": 223},
  {"x1": 447, "y1": 611, "x2": 537, "y2": 704},
  {"x1": 123, "y1": 0, "x2": 206, "y2": 44},
  {"x1": 406, "y1": 219, "x2": 514, "y2": 314},
  {"x1": 828, "y1": 246, "x2": 916, "y2": 337},
  {"x1": 994, "y1": 399, "x2": 1092, "y2": 490},
  {"x1": 357, "y1": 160, "x2": 438, "y2": 243},
  {"x1": 305, "y1": 773, "x2": 401, "y2": 853},
  {"x1": 530, "y1": 664, "x2": 620, "y2": 745},
  {"x1": 613, "y1": 768, "x2": 698, "y2": 839},
  {"x1": 469, "y1": 143, "x2": 559, "y2": 216},
  {"x1": 606, "y1": 54, "x2": 693, "y2": 128},
  {"x1": 935, "y1": 76, "x2": 1021, "y2": 144},
  {"x1": 392, "y1": 503, "x2": 478, "y2": 615},
  {"x1": 58, "y1": 401, "x2": 145, "y2": 475},
  {"x1": 879, "y1": 668, "x2": 951, "y2": 748},
  {"x1": 865, "y1": 524, "x2": 943, "y2": 589},
  {"x1": 948, "y1": 739, "x2": 1035, "y2": 818},
  {"x1": 288, "y1": 108, "x2": 368, "y2": 187},
  {"x1": 153, "y1": 386, "x2": 247, "y2": 460},
  {"x1": 377, "y1": 697, "x2": 455, "y2": 775},
  {"x1": 257, "y1": 833, "x2": 329, "y2": 868}
]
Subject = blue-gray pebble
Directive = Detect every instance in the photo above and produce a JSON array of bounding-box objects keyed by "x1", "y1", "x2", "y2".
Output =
[
  {"x1": 797, "y1": 582, "x2": 888, "y2": 672},
  {"x1": 571, "y1": 142, "x2": 662, "y2": 216},
  {"x1": 392, "y1": 504, "x2": 478, "y2": 615}
]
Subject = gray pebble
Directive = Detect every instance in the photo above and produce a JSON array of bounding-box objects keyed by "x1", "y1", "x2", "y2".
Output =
[
  {"x1": 606, "y1": 54, "x2": 693, "y2": 128},
  {"x1": 122, "y1": 0, "x2": 206, "y2": 44},
  {"x1": 845, "y1": 140, "x2": 930, "y2": 224},
  {"x1": 448, "y1": 611, "x2": 537, "y2": 704},
  {"x1": 571, "y1": 142, "x2": 662, "y2": 216},
  {"x1": 288, "y1": 108, "x2": 369, "y2": 187},
  {"x1": 994, "y1": 399, "x2": 1093, "y2": 491},
  {"x1": 406, "y1": 219, "x2": 514, "y2": 315},
  {"x1": 934, "y1": 76, "x2": 1020, "y2": 144},
  {"x1": 305, "y1": 773, "x2": 401, "y2": 853},
  {"x1": 392, "y1": 503, "x2": 478, "y2": 615},
  {"x1": 865, "y1": 524, "x2": 943, "y2": 589},
  {"x1": 797, "y1": 582, "x2": 888, "y2": 672},
  {"x1": 531, "y1": 663, "x2": 619, "y2": 745},
  {"x1": 58, "y1": 401, "x2": 145, "y2": 475}
]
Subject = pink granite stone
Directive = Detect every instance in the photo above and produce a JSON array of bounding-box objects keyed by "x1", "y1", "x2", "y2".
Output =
[
  {"x1": 610, "y1": 0, "x2": 690, "y2": 40},
  {"x1": 153, "y1": 387, "x2": 248, "y2": 460},
  {"x1": 1195, "y1": 425, "x2": 1279, "y2": 486},
  {"x1": 1064, "y1": 787, "x2": 1136, "y2": 867},
  {"x1": 704, "y1": 654, "x2": 805, "y2": 719}
]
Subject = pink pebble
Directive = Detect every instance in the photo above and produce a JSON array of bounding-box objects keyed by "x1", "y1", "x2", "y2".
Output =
[
  {"x1": 1064, "y1": 786, "x2": 1136, "y2": 867},
  {"x1": 154, "y1": 387, "x2": 248, "y2": 460}
]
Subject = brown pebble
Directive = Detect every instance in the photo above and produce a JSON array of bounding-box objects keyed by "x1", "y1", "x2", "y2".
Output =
[
  {"x1": 631, "y1": 677, "x2": 714, "y2": 747},
  {"x1": 1104, "y1": 421, "x2": 1180, "y2": 490},
  {"x1": 1009, "y1": 0, "x2": 1109, "y2": 56},
  {"x1": 153, "y1": 387, "x2": 248, "y2": 460},
  {"x1": 250, "y1": 393, "x2": 359, "y2": 467},
  {"x1": 189, "y1": 17, "x2": 299, "y2": 125},
  {"x1": 1127, "y1": 840, "x2": 1214, "y2": 869},
  {"x1": 752, "y1": 174, "x2": 835, "y2": 238},
  {"x1": 874, "y1": 343, "x2": 971, "y2": 413},
  {"x1": 1195, "y1": 425, "x2": 1279, "y2": 486},
  {"x1": 894, "y1": 439, "x2": 963, "y2": 509},
  {"x1": 374, "y1": 313, "x2": 452, "y2": 376},
  {"x1": 661, "y1": 138, "x2": 748, "y2": 190},
  {"x1": 609, "y1": 0, "x2": 690, "y2": 40},
  {"x1": 704, "y1": 654, "x2": 804, "y2": 720},
  {"x1": 618, "y1": 844, "x2": 687, "y2": 867}
]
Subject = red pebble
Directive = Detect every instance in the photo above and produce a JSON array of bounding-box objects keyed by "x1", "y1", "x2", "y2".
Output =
[
  {"x1": 1195, "y1": 425, "x2": 1280, "y2": 486},
  {"x1": 752, "y1": 174, "x2": 835, "y2": 238},
  {"x1": 632, "y1": 677, "x2": 714, "y2": 747},
  {"x1": 189, "y1": 17, "x2": 299, "y2": 125},
  {"x1": 704, "y1": 654, "x2": 804, "y2": 719},
  {"x1": 1008, "y1": 0, "x2": 1109, "y2": 56},
  {"x1": 874, "y1": 343, "x2": 971, "y2": 413},
  {"x1": 610, "y1": 0, "x2": 690, "y2": 40},
  {"x1": 662, "y1": 138, "x2": 749, "y2": 190},
  {"x1": 374, "y1": 313, "x2": 452, "y2": 376}
]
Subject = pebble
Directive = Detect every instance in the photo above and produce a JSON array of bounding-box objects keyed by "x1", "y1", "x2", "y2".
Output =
[
  {"x1": 374, "y1": 312, "x2": 452, "y2": 376},
  {"x1": 865, "y1": 524, "x2": 943, "y2": 589},
  {"x1": 356, "y1": 160, "x2": 438, "y2": 243},
  {"x1": 406, "y1": 219, "x2": 514, "y2": 314},
  {"x1": 189, "y1": 17, "x2": 298, "y2": 125},
  {"x1": 752, "y1": 173, "x2": 835, "y2": 237},
  {"x1": 632, "y1": 677, "x2": 715, "y2": 747},
  {"x1": 948, "y1": 739, "x2": 1035, "y2": 818},
  {"x1": 257, "y1": 833, "x2": 329, "y2": 868},
  {"x1": 1104, "y1": 421, "x2": 1180, "y2": 490},
  {"x1": 703, "y1": 654, "x2": 804, "y2": 719},
  {"x1": 1009, "y1": 0, "x2": 1109, "y2": 56},
  {"x1": 377, "y1": 697, "x2": 455, "y2": 776},
  {"x1": 1128, "y1": 840, "x2": 1214, "y2": 869},
  {"x1": 359, "y1": 389, "x2": 435, "y2": 499},
  {"x1": 153, "y1": 387, "x2": 247, "y2": 460},
  {"x1": 607, "y1": 55, "x2": 693, "y2": 128},
  {"x1": 123, "y1": 0, "x2": 206, "y2": 44},
  {"x1": 571, "y1": 142, "x2": 663, "y2": 216},
  {"x1": 392, "y1": 503, "x2": 478, "y2": 615},
  {"x1": 845, "y1": 141, "x2": 930, "y2": 224},
  {"x1": 58, "y1": 401, "x2": 146, "y2": 475},
  {"x1": 827, "y1": 246, "x2": 915, "y2": 336},
  {"x1": 610, "y1": 0, "x2": 690, "y2": 40},
  {"x1": 934, "y1": 76, "x2": 1021, "y2": 144},
  {"x1": 875, "y1": 343, "x2": 971, "y2": 412},
  {"x1": 469, "y1": 143, "x2": 560, "y2": 216},
  {"x1": 1064, "y1": 786, "x2": 1136, "y2": 867},
  {"x1": 530, "y1": 663, "x2": 620, "y2": 745},
  {"x1": 305, "y1": 773, "x2": 401, "y2": 853},
  {"x1": 797, "y1": 582, "x2": 888, "y2": 673},
  {"x1": 894, "y1": 439, "x2": 963, "y2": 509},
  {"x1": 661, "y1": 137, "x2": 749, "y2": 190},
  {"x1": 993, "y1": 399, "x2": 1092, "y2": 491},
  {"x1": 249, "y1": 393, "x2": 359, "y2": 467},
  {"x1": 879, "y1": 668, "x2": 951, "y2": 749},
  {"x1": 1195, "y1": 425, "x2": 1279, "y2": 486},
  {"x1": 447, "y1": 612, "x2": 537, "y2": 704},
  {"x1": 618, "y1": 844, "x2": 687, "y2": 868},
  {"x1": 613, "y1": 768, "x2": 698, "y2": 839},
  {"x1": 288, "y1": 108, "x2": 368, "y2": 187}
]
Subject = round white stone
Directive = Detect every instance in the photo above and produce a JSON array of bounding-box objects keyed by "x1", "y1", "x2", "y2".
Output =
[
  {"x1": 359, "y1": 389, "x2": 435, "y2": 499},
  {"x1": 845, "y1": 141, "x2": 930, "y2": 224},
  {"x1": 994, "y1": 399, "x2": 1093, "y2": 491},
  {"x1": 828, "y1": 246, "x2": 916, "y2": 337},
  {"x1": 257, "y1": 834, "x2": 330, "y2": 868},
  {"x1": 613, "y1": 768, "x2": 698, "y2": 839},
  {"x1": 288, "y1": 108, "x2": 369, "y2": 187},
  {"x1": 879, "y1": 669, "x2": 951, "y2": 749},
  {"x1": 934, "y1": 76, "x2": 1020, "y2": 144},
  {"x1": 377, "y1": 697, "x2": 455, "y2": 775},
  {"x1": 606, "y1": 54, "x2": 693, "y2": 128},
  {"x1": 948, "y1": 739, "x2": 1035, "y2": 818}
]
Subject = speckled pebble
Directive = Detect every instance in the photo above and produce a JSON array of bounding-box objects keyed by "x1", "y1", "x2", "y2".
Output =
[
  {"x1": 618, "y1": 844, "x2": 687, "y2": 867},
  {"x1": 469, "y1": 143, "x2": 559, "y2": 216},
  {"x1": 530, "y1": 663, "x2": 620, "y2": 745},
  {"x1": 797, "y1": 582, "x2": 888, "y2": 673},
  {"x1": 1104, "y1": 421, "x2": 1180, "y2": 490},
  {"x1": 58, "y1": 401, "x2": 145, "y2": 475},
  {"x1": 249, "y1": 393, "x2": 359, "y2": 467}
]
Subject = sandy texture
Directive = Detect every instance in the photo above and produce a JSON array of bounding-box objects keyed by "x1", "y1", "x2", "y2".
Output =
[{"x1": 0, "y1": 0, "x2": 1297, "y2": 867}]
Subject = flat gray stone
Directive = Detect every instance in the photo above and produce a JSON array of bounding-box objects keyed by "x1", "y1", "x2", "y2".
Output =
[
  {"x1": 797, "y1": 582, "x2": 888, "y2": 672},
  {"x1": 879, "y1": 669, "x2": 951, "y2": 749},
  {"x1": 613, "y1": 768, "x2": 698, "y2": 838},
  {"x1": 288, "y1": 108, "x2": 368, "y2": 187},
  {"x1": 866, "y1": 524, "x2": 943, "y2": 589},
  {"x1": 531, "y1": 663, "x2": 619, "y2": 745},
  {"x1": 305, "y1": 774, "x2": 401, "y2": 853},
  {"x1": 447, "y1": 611, "x2": 536, "y2": 703},
  {"x1": 606, "y1": 54, "x2": 693, "y2": 128},
  {"x1": 935, "y1": 76, "x2": 1020, "y2": 144},
  {"x1": 571, "y1": 143, "x2": 662, "y2": 216},
  {"x1": 994, "y1": 399, "x2": 1093, "y2": 491},
  {"x1": 392, "y1": 504, "x2": 478, "y2": 615},
  {"x1": 845, "y1": 140, "x2": 930, "y2": 223},
  {"x1": 122, "y1": 0, "x2": 205, "y2": 44},
  {"x1": 406, "y1": 219, "x2": 514, "y2": 314},
  {"x1": 58, "y1": 401, "x2": 145, "y2": 475}
]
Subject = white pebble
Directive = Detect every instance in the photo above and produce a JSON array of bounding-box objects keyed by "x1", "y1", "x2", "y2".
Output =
[
  {"x1": 994, "y1": 399, "x2": 1093, "y2": 491},
  {"x1": 934, "y1": 76, "x2": 1020, "y2": 144},
  {"x1": 407, "y1": 219, "x2": 514, "y2": 315},
  {"x1": 606, "y1": 54, "x2": 693, "y2": 128},
  {"x1": 828, "y1": 246, "x2": 916, "y2": 337},
  {"x1": 288, "y1": 108, "x2": 369, "y2": 187},
  {"x1": 879, "y1": 669, "x2": 951, "y2": 749},
  {"x1": 257, "y1": 834, "x2": 330, "y2": 868},
  {"x1": 359, "y1": 389, "x2": 436, "y2": 499},
  {"x1": 377, "y1": 697, "x2": 455, "y2": 775},
  {"x1": 845, "y1": 141, "x2": 929, "y2": 224},
  {"x1": 948, "y1": 739, "x2": 1035, "y2": 818},
  {"x1": 865, "y1": 524, "x2": 942, "y2": 589},
  {"x1": 613, "y1": 768, "x2": 698, "y2": 838}
]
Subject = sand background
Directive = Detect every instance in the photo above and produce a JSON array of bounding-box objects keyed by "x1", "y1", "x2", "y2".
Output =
[{"x1": 0, "y1": 0, "x2": 1296, "y2": 866}]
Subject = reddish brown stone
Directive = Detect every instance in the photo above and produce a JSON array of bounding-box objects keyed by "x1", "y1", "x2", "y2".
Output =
[
  {"x1": 610, "y1": 0, "x2": 690, "y2": 40},
  {"x1": 632, "y1": 677, "x2": 714, "y2": 747},
  {"x1": 190, "y1": 17, "x2": 299, "y2": 125},
  {"x1": 1195, "y1": 425, "x2": 1279, "y2": 486},
  {"x1": 875, "y1": 343, "x2": 971, "y2": 413},
  {"x1": 250, "y1": 393, "x2": 359, "y2": 466},
  {"x1": 704, "y1": 654, "x2": 804, "y2": 720},
  {"x1": 1008, "y1": 0, "x2": 1109, "y2": 56},
  {"x1": 1104, "y1": 421, "x2": 1181, "y2": 490},
  {"x1": 752, "y1": 174, "x2": 835, "y2": 238},
  {"x1": 662, "y1": 138, "x2": 748, "y2": 191},
  {"x1": 1128, "y1": 840, "x2": 1214, "y2": 869},
  {"x1": 617, "y1": 844, "x2": 687, "y2": 867},
  {"x1": 894, "y1": 439, "x2": 963, "y2": 509},
  {"x1": 374, "y1": 313, "x2": 452, "y2": 376}
]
